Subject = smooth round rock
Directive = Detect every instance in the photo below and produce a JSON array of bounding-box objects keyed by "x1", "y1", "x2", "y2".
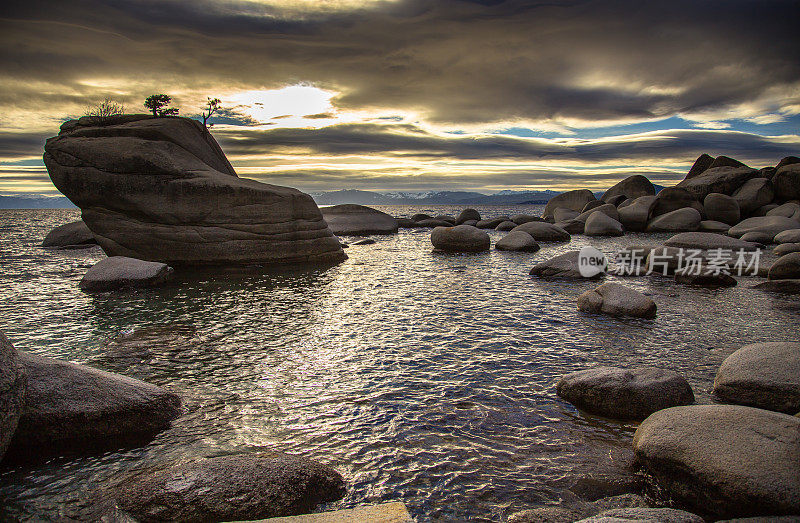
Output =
[
  {"x1": 543, "y1": 190, "x2": 597, "y2": 220},
  {"x1": 322, "y1": 204, "x2": 398, "y2": 235},
  {"x1": 676, "y1": 166, "x2": 757, "y2": 201},
  {"x1": 766, "y1": 202, "x2": 800, "y2": 220},
  {"x1": 584, "y1": 212, "x2": 624, "y2": 237},
  {"x1": 100, "y1": 452, "x2": 346, "y2": 522},
  {"x1": 601, "y1": 175, "x2": 655, "y2": 202},
  {"x1": 740, "y1": 231, "x2": 773, "y2": 244},
  {"x1": 575, "y1": 203, "x2": 619, "y2": 223},
  {"x1": 411, "y1": 213, "x2": 432, "y2": 222},
  {"x1": 732, "y1": 178, "x2": 774, "y2": 215},
  {"x1": 495, "y1": 220, "x2": 517, "y2": 232},
  {"x1": 729, "y1": 216, "x2": 800, "y2": 239},
  {"x1": 646, "y1": 208, "x2": 702, "y2": 232},
  {"x1": 557, "y1": 366, "x2": 692, "y2": 419},
  {"x1": 510, "y1": 221, "x2": 571, "y2": 242},
  {"x1": 495, "y1": 231, "x2": 540, "y2": 252},
  {"x1": 530, "y1": 251, "x2": 599, "y2": 279},
  {"x1": 415, "y1": 218, "x2": 453, "y2": 228},
  {"x1": 618, "y1": 195, "x2": 656, "y2": 232},
  {"x1": 663, "y1": 232, "x2": 758, "y2": 251},
  {"x1": 0, "y1": 331, "x2": 26, "y2": 462},
  {"x1": 633, "y1": 405, "x2": 800, "y2": 518},
  {"x1": 577, "y1": 283, "x2": 657, "y2": 319},
  {"x1": 713, "y1": 342, "x2": 800, "y2": 414},
  {"x1": 556, "y1": 219, "x2": 585, "y2": 234},
  {"x1": 41, "y1": 220, "x2": 97, "y2": 249},
  {"x1": 582, "y1": 200, "x2": 605, "y2": 212},
  {"x1": 704, "y1": 193, "x2": 740, "y2": 225},
  {"x1": 554, "y1": 208, "x2": 580, "y2": 222},
  {"x1": 430, "y1": 225, "x2": 490, "y2": 252},
  {"x1": 576, "y1": 507, "x2": 704, "y2": 523},
  {"x1": 511, "y1": 214, "x2": 543, "y2": 225},
  {"x1": 775, "y1": 228, "x2": 800, "y2": 243},
  {"x1": 699, "y1": 220, "x2": 731, "y2": 233},
  {"x1": 476, "y1": 217, "x2": 510, "y2": 229},
  {"x1": 773, "y1": 163, "x2": 800, "y2": 200},
  {"x1": 769, "y1": 252, "x2": 800, "y2": 280},
  {"x1": 396, "y1": 217, "x2": 418, "y2": 228},
  {"x1": 752, "y1": 279, "x2": 800, "y2": 294},
  {"x1": 774, "y1": 243, "x2": 800, "y2": 256},
  {"x1": 456, "y1": 208, "x2": 481, "y2": 224},
  {"x1": 80, "y1": 256, "x2": 175, "y2": 293}
]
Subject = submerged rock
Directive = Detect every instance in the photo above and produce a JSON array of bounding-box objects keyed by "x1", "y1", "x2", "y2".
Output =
[
  {"x1": 633, "y1": 405, "x2": 800, "y2": 518},
  {"x1": 44, "y1": 115, "x2": 345, "y2": 265},
  {"x1": 80, "y1": 256, "x2": 175, "y2": 292},
  {"x1": 510, "y1": 221, "x2": 571, "y2": 242},
  {"x1": 577, "y1": 283, "x2": 656, "y2": 319},
  {"x1": 495, "y1": 231, "x2": 540, "y2": 252},
  {"x1": 99, "y1": 452, "x2": 346, "y2": 522},
  {"x1": 4, "y1": 352, "x2": 181, "y2": 462},
  {"x1": 415, "y1": 218, "x2": 453, "y2": 228},
  {"x1": 0, "y1": 331, "x2": 26, "y2": 462},
  {"x1": 584, "y1": 212, "x2": 624, "y2": 236},
  {"x1": 557, "y1": 366, "x2": 692, "y2": 419},
  {"x1": 321, "y1": 204, "x2": 398, "y2": 236},
  {"x1": 713, "y1": 342, "x2": 800, "y2": 414},
  {"x1": 430, "y1": 225, "x2": 490, "y2": 252},
  {"x1": 456, "y1": 208, "x2": 481, "y2": 224},
  {"x1": 41, "y1": 220, "x2": 97, "y2": 249},
  {"x1": 530, "y1": 251, "x2": 598, "y2": 279}
]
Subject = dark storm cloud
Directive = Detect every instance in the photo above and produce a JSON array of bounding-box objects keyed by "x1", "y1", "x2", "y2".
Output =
[
  {"x1": 0, "y1": 132, "x2": 48, "y2": 159},
  {"x1": 2, "y1": 0, "x2": 799, "y2": 125},
  {"x1": 216, "y1": 123, "x2": 798, "y2": 166}
]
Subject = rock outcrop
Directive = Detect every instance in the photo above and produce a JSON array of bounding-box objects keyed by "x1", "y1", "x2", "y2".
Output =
[
  {"x1": 676, "y1": 166, "x2": 756, "y2": 201},
  {"x1": 557, "y1": 366, "x2": 692, "y2": 419},
  {"x1": 41, "y1": 220, "x2": 98, "y2": 249},
  {"x1": 4, "y1": 352, "x2": 181, "y2": 462},
  {"x1": 685, "y1": 153, "x2": 715, "y2": 179},
  {"x1": 321, "y1": 204, "x2": 398, "y2": 235},
  {"x1": 456, "y1": 208, "x2": 481, "y2": 224},
  {"x1": 44, "y1": 115, "x2": 345, "y2": 266},
  {"x1": 633, "y1": 405, "x2": 800, "y2": 518},
  {"x1": 99, "y1": 452, "x2": 346, "y2": 522},
  {"x1": 80, "y1": 256, "x2": 175, "y2": 292},
  {"x1": 0, "y1": 331, "x2": 26, "y2": 462}
]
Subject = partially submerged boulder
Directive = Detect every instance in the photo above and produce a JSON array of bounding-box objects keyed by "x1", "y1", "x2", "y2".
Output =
[
  {"x1": 44, "y1": 115, "x2": 345, "y2": 265},
  {"x1": 495, "y1": 220, "x2": 517, "y2": 231},
  {"x1": 455, "y1": 208, "x2": 481, "y2": 224},
  {"x1": 430, "y1": 225, "x2": 490, "y2": 252},
  {"x1": 663, "y1": 232, "x2": 759, "y2": 251},
  {"x1": 495, "y1": 231, "x2": 540, "y2": 252},
  {"x1": 633, "y1": 405, "x2": 800, "y2": 518},
  {"x1": 768, "y1": 252, "x2": 800, "y2": 280},
  {"x1": 712, "y1": 342, "x2": 800, "y2": 414},
  {"x1": 510, "y1": 221, "x2": 571, "y2": 242},
  {"x1": 99, "y1": 452, "x2": 346, "y2": 522},
  {"x1": 0, "y1": 331, "x2": 26, "y2": 462},
  {"x1": 646, "y1": 208, "x2": 702, "y2": 232},
  {"x1": 530, "y1": 251, "x2": 600, "y2": 279},
  {"x1": 543, "y1": 190, "x2": 597, "y2": 220},
  {"x1": 557, "y1": 366, "x2": 692, "y2": 419},
  {"x1": 576, "y1": 283, "x2": 656, "y2": 319},
  {"x1": 601, "y1": 175, "x2": 655, "y2": 202},
  {"x1": 584, "y1": 212, "x2": 624, "y2": 237},
  {"x1": 728, "y1": 216, "x2": 800, "y2": 239},
  {"x1": 321, "y1": 204, "x2": 398, "y2": 235},
  {"x1": 79, "y1": 256, "x2": 174, "y2": 292},
  {"x1": 41, "y1": 220, "x2": 97, "y2": 249},
  {"x1": 4, "y1": 352, "x2": 181, "y2": 462}
]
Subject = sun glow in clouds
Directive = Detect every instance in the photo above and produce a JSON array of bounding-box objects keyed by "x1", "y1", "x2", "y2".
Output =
[{"x1": 227, "y1": 86, "x2": 337, "y2": 125}]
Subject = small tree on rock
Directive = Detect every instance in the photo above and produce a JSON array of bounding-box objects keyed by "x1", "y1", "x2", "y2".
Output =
[
  {"x1": 85, "y1": 98, "x2": 125, "y2": 123},
  {"x1": 144, "y1": 94, "x2": 179, "y2": 117},
  {"x1": 201, "y1": 97, "x2": 222, "y2": 130}
]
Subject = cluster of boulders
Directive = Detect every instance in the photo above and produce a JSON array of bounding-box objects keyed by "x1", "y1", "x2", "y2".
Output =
[{"x1": 546, "y1": 341, "x2": 800, "y2": 521}]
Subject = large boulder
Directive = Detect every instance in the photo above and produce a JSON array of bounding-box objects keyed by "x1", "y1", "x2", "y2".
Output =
[
  {"x1": 41, "y1": 220, "x2": 97, "y2": 249},
  {"x1": 648, "y1": 187, "x2": 702, "y2": 218},
  {"x1": 79, "y1": 256, "x2": 175, "y2": 292},
  {"x1": 768, "y1": 252, "x2": 800, "y2": 280},
  {"x1": 456, "y1": 208, "x2": 481, "y2": 224},
  {"x1": 776, "y1": 156, "x2": 800, "y2": 170},
  {"x1": 530, "y1": 251, "x2": 600, "y2": 279},
  {"x1": 543, "y1": 190, "x2": 597, "y2": 220},
  {"x1": 646, "y1": 208, "x2": 702, "y2": 232},
  {"x1": 663, "y1": 232, "x2": 759, "y2": 251},
  {"x1": 684, "y1": 153, "x2": 715, "y2": 179},
  {"x1": 618, "y1": 195, "x2": 656, "y2": 232},
  {"x1": 712, "y1": 342, "x2": 800, "y2": 414},
  {"x1": 510, "y1": 221, "x2": 571, "y2": 242},
  {"x1": 728, "y1": 216, "x2": 800, "y2": 239},
  {"x1": 577, "y1": 283, "x2": 656, "y2": 319},
  {"x1": 495, "y1": 231, "x2": 540, "y2": 252},
  {"x1": 556, "y1": 219, "x2": 585, "y2": 234},
  {"x1": 633, "y1": 405, "x2": 800, "y2": 518},
  {"x1": 709, "y1": 155, "x2": 748, "y2": 170},
  {"x1": 575, "y1": 203, "x2": 619, "y2": 223},
  {"x1": 321, "y1": 204, "x2": 398, "y2": 235},
  {"x1": 774, "y1": 242, "x2": 800, "y2": 256},
  {"x1": 767, "y1": 202, "x2": 800, "y2": 221},
  {"x1": 732, "y1": 178, "x2": 774, "y2": 215},
  {"x1": 557, "y1": 366, "x2": 692, "y2": 419},
  {"x1": 773, "y1": 163, "x2": 800, "y2": 200},
  {"x1": 495, "y1": 220, "x2": 517, "y2": 231},
  {"x1": 775, "y1": 228, "x2": 800, "y2": 243},
  {"x1": 44, "y1": 115, "x2": 345, "y2": 265},
  {"x1": 0, "y1": 332, "x2": 26, "y2": 462},
  {"x1": 430, "y1": 225, "x2": 490, "y2": 252},
  {"x1": 511, "y1": 214, "x2": 543, "y2": 225},
  {"x1": 99, "y1": 452, "x2": 346, "y2": 522},
  {"x1": 576, "y1": 507, "x2": 704, "y2": 523},
  {"x1": 476, "y1": 217, "x2": 510, "y2": 229},
  {"x1": 554, "y1": 207, "x2": 580, "y2": 222},
  {"x1": 704, "y1": 193, "x2": 740, "y2": 224},
  {"x1": 584, "y1": 212, "x2": 624, "y2": 237},
  {"x1": 601, "y1": 175, "x2": 655, "y2": 202},
  {"x1": 4, "y1": 352, "x2": 181, "y2": 461},
  {"x1": 676, "y1": 166, "x2": 757, "y2": 200}
]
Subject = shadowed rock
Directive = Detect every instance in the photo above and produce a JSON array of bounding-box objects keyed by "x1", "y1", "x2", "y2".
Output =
[
  {"x1": 44, "y1": 115, "x2": 344, "y2": 266},
  {"x1": 476, "y1": 217, "x2": 510, "y2": 229},
  {"x1": 767, "y1": 202, "x2": 800, "y2": 221},
  {"x1": 556, "y1": 219, "x2": 585, "y2": 234},
  {"x1": 543, "y1": 190, "x2": 597, "y2": 220},
  {"x1": 733, "y1": 178, "x2": 774, "y2": 215},
  {"x1": 431, "y1": 225, "x2": 490, "y2": 252},
  {"x1": 495, "y1": 231, "x2": 540, "y2": 252},
  {"x1": 752, "y1": 279, "x2": 800, "y2": 294},
  {"x1": 646, "y1": 208, "x2": 702, "y2": 232},
  {"x1": 663, "y1": 232, "x2": 759, "y2": 251},
  {"x1": 576, "y1": 203, "x2": 619, "y2": 223},
  {"x1": 98, "y1": 452, "x2": 346, "y2": 522},
  {"x1": 584, "y1": 212, "x2": 624, "y2": 237},
  {"x1": 729, "y1": 216, "x2": 800, "y2": 239},
  {"x1": 495, "y1": 220, "x2": 517, "y2": 231},
  {"x1": 80, "y1": 256, "x2": 175, "y2": 292},
  {"x1": 774, "y1": 243, "x2": 800, "y2": 256},
  {"x1": 773, "y1": 163, "x2": 800, "y2": 200},
  {"x1": 0, "y1": 331, "x2": 26, "y2": 462},
  {"x1": 42, "y1": 220, "x2": 97, "y2": 249},
  {"x1": 699, "y1": 220, "x2": 731, "y2": 234},
  {"x1": 456, "y1": 208, "x2": 481, "y2": 224},
  {"x1": 618, "y1": 195, "x2": 656, "y2": 232},
  {"x1": 601, "y1": 175, "x2": 655, "y2": 202},
  {"x1": 685, "y1": 153, "x2": 715, "y2": 179},
  {"x1": 530, "y1": 251, "x2": 600, "y2": 279},
  {"x1": 648, "y1": 187, "x2": 702, "y2": 218},
  {"x1": 557, "y1": 366, "x2": 692, "y2": 419},
  {"x1": 704, "y1": 193, "x2": 740, "y2": 225},
  {"x1": 633, "y1": 405, "x2": 800, "y2": 518},
  {"x1": 511, "y1": 214, "x2": 543, "y2": 225},
  {"x1": 415, "y1": 218, "x2": 453, "y2": 228},
  {"x1": 769, "y1": 252, "x2": 800, "y2": 280},
  {"x1": 510, "y1": 221, "x2": 570, "y2": 242},
  {"x1": 674, "y1": 267, "x2": 737, "y2": 287},
  {"x1": 577, "y1": 283, "x2": 656, "y2": 319},
  {"x1": 321, "y1": 204, "x2": 398, "y2": 235},
  {"x1": 576, "y1": 507, "x2": 704, "y2": 523},
  {"x1": 676, "y1": 166, "x2": 757, "y2": 200},
  {"x1": 4, "y1": 352, "x2": 181, "y2": 462},
  {"x1": 775, "y1": 228, "x2": 800, "y2": 243}
]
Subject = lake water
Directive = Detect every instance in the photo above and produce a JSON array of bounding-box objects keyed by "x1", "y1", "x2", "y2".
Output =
[{"x1": 0, "y1": 206, "x2": 798, "y2": 521}]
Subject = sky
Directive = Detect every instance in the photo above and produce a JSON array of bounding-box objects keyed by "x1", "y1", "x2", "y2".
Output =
[{"x1": 1, "y1": 0, "x2": 799, "y2": 196}]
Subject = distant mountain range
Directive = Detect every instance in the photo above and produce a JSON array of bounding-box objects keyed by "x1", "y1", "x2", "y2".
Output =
[
  {"x1": 0, "y1": 195, "x2": 75, "y2": 209},
  {"x1": 311, "y1": 189, "x2": 563, "y2": 205}
]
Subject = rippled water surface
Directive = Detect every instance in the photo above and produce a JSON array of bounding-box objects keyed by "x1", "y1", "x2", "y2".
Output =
[{"x1": 1, "y1": 207, "x2": 798, "y2": 521}]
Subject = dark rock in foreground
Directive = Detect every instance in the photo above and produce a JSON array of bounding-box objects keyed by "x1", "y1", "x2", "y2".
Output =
[
  {"x1": 0, "y1": 331, "x2": 26, "y2": 462},
  {"x1": 80, "y1": 256, "x2": 175, "y2": 292},
  {"x1": 321, "y1": 204, "x2": 398, "y2": 235},
  {"x1": 713, "y1": 342, "x2": 800, "y2": 414},
  {"x1": 42, "y1": 220, "x2": 97, "y2": 249},
  {"x1": 4, "y1": 352, "x2": 181, "y2": 462},
  {"x1": 557, "y1": 366, "x2": 693, "y2": 420},
  {"x1": 769, "y1": 252, "x2": 800, "y2": 280},
  {"x1": 633, "y1": 405, "x2": 800, "y2": 519},
  {"x1": 99, "y1": 452, "x2": 346, "y2": 522},
  {"x1": 44, "y1": 115, "x2": 344, "y2": 266},
  {"x1": 752, "y1": 279, "x2": 800, "y2": 294}
]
